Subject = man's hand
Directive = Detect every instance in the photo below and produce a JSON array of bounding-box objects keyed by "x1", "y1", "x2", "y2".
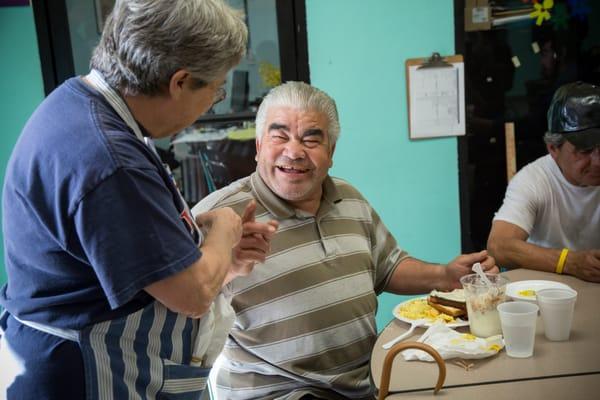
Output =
[
  {"x1": 566, "y1": 250, "x2": 600, "y2": 283},
  {"x1": 444, "y1": 250, "x2": 498, "y2": 290},
  {"x1": 385, "y1": 250, "x2": 498, "y2": 294},
  {"x1": 229, "y1": 200, "x2": 278, "y2": 279}
]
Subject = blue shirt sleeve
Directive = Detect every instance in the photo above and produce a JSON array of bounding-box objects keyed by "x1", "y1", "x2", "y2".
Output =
[{"x1": 71, "y1": 166, "x2": 201, "y2": 309}]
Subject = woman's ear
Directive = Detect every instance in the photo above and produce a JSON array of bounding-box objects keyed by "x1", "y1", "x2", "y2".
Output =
[{"x1": 168, "y1": 69, "x2": 189, "y2": 100}]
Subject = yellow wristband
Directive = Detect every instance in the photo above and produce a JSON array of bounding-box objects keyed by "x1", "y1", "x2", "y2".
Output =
[{"x1": 556, "y1": 248, "x2": 569, "y2": 274}]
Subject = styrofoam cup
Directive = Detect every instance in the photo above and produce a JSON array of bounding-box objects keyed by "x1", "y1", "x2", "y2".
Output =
[
  {"x1": 497, "y1": 301, "x2": 539, "y2": 358},
  {"x1": 536, "y1": 288, "x2": 577, "y2": 341}
]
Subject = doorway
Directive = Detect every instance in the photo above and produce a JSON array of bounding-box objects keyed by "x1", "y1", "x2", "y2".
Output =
[{"x1": 455, "y1": 0, "x2": 600, "y2": 251}]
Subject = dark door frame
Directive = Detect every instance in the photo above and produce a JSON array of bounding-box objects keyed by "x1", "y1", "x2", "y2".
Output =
[
  {"x1": 276, "y1": 0, "x2": 310, "y2": 83},
  {"x1": 31, "y1": 0, "x2": 75, "y2": 96},
  {"x1": 454, "y1": 0, "x2": 474, "y2": 253}
]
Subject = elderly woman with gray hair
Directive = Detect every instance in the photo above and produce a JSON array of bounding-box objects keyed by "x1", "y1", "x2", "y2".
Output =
[{"x1": 0, "y1": 1, "x2": 276, "y2": 399}]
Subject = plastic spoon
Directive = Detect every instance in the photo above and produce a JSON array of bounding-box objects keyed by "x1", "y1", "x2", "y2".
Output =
[
  {"x1": 472, "y1": 262, "x2": 499, "y2": 297},
  {"x1": 382, "y1": 319, "x2": 428, "y2": 349},
  {"x1": 472, "y1": 262, "x2": 493, "y2": 286}
]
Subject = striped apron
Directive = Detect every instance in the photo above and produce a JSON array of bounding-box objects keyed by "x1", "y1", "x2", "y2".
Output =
[
  {"x1": 1, "y1": 303, "x2": 208, "y2": 399},
  {"x1": 0, "y1": 70, "x2": 235, "y2": 399}
]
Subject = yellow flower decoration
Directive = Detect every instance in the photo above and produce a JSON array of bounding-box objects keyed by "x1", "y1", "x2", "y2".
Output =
[
  {"x1": 259, "y1": 62, "x2": 281, "y2": 88},
  {"x1": 530, "y1": 0, "x2": 554, "y2": 26}
]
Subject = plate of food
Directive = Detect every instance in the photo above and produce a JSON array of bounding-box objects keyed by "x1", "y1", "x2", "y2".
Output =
[
  {"x1": 393, "y1": 289, "x2": 469, "y2": 328},
  {"x1": 506, "y1": 280, "x2": 573, "y2": 302}
]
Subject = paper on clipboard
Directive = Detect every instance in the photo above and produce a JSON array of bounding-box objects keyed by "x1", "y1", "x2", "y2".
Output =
[{"x1": 407, "y1": 59, "x2": 465, "y2": 139}]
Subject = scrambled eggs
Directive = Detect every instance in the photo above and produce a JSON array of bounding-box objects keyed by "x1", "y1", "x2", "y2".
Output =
[
  {"x1": 518, "y1": 289, "x2": 536, "y2": 297},
  {"x1": 396, "y1": 299, "x2": 455, "y2": 323}
]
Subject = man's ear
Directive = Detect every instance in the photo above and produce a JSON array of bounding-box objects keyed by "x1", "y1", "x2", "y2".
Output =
[
  {"x1": 547, "y1": 142, "x2": 560, "y2": 161},
  {"x1": 255, "y1": 137, "x2": 261, "y2": 162},
  {"x1": 169, "y1": 69, "x2": 189, "y2": 100},
  {"x1": 329, "y1": 143, "x2": 336, "y2": 167}
]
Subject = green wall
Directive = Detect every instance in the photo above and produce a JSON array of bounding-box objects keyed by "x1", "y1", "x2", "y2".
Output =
[
  {"x1": 0, "y1": 6, "x2": 45, "y2": 286},
  {"x1": 305, "y1": 0, "x2": 461, "y2": 331}
]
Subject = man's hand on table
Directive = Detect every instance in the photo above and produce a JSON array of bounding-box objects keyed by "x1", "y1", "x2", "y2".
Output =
[{"x1": 565, "y1": 250, "x2": 600, "y2": 283}]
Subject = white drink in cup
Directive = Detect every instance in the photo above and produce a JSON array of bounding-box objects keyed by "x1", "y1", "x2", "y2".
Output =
[
  {"x1": 536, "y1": 288, "x2": 577, "y2": 341},
  {"x1": 460, "y1": 273, "x2": 509, "y2": 337},
  {"x1": 497, "y1": 301, "x2": 539, "y2": 358}
]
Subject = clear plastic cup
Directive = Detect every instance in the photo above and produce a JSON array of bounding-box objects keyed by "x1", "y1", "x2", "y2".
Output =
[
  {"x1": 536, "y1": 288, "x2": 578, "y2": 341},
  {"x1": 497, "y1": 301, "x2": 539, "y2": 358},
  {"x1": 460, "y1": 273, "x2": 509, "y2": 337}
]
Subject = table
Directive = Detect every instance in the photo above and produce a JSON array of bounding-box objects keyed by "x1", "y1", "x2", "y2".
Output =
[{"x1": 370, "y1": 269, "x2": 600, "y2": 399}]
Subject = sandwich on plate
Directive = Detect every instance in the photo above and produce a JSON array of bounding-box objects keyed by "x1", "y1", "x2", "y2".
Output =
[{"x1": 428, "y1": 289, "x2": 467, "y2": 318}]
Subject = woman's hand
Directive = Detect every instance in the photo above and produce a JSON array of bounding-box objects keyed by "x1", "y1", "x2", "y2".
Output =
[{"x1": 196, "y1": 207, "x2": 243, "y2": 249}]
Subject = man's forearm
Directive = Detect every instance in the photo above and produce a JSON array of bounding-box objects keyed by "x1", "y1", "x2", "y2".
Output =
[
  {"x1": 385, "y1": 257, "x2": 449, "y2": 294},
  {"x1": 488, "y1": 238, "x2": 563, "y2": 274},
  {"x1": 385, "y1": 250, "x2": 498, "y2": 294}
]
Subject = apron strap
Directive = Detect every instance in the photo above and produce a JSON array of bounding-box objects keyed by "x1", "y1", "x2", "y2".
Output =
[
  {"x1": 86, "y1": 70, "x2": 145, "y2": 142},
  {"x1": 85, "y1": 69, "x2": 204, "y2": 245},
  {"x1": 0, "y1": 309, "x2": 7, "y2": 338},
  {"x1": 13, "y1": 314, "x2": 79, "y2": 342}
]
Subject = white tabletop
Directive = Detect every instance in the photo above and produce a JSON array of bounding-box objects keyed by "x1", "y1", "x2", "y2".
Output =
[{"x1": 370, "y1": 269, "x2": 600, "y2": 399}]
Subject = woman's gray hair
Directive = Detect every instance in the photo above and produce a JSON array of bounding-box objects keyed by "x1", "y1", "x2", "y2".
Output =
[
  {"x1": 255, "y1": 81, "x2": 341, "y2": 146},
  {"x1": 90, "y1": 0, "x2": 247, "y2": 96},
  {"x1": 543, "y1": 132, "x2": 566, "y2": 146}
]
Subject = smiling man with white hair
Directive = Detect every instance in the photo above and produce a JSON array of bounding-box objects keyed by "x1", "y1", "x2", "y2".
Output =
[{"x1": 193, "y1": 81, "x2": 497, "y2": 399}]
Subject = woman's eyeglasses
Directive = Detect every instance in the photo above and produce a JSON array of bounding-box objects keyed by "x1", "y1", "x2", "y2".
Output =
[{"x1": 213, "y1": 86, "x2": 226, "y2": 105}]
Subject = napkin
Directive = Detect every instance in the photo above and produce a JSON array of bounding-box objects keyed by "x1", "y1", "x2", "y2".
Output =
[
  {"x1": 402, "y1": 321, "x2": 504, "y2": 362},
  {"x1": 191, "y1": 291, "x2": 236, "y2": 368}
]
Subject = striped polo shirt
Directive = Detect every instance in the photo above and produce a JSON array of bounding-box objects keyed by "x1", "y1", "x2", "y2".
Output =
[{"x1": 192, "y1": 172, "x2": 408, "y2": 400}]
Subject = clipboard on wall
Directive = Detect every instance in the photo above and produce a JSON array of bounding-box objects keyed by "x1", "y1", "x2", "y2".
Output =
[{"x1": 406, "y1": 53, "x2": 465, "y2": 139}]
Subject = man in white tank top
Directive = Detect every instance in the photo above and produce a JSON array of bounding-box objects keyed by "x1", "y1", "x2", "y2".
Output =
[{"x1": 488, "y1": 82, "x2": 600, "y2": 282}]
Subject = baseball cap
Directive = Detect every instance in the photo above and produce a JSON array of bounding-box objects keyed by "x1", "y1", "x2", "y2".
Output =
[{"x1": 547, "y1": 81, "x2": 600, "y2": 149}]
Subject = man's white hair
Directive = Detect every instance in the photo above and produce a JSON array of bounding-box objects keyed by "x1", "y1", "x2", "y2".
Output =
[{"x1": 255, "y1": 81, "x2": 340, "y2": 146}]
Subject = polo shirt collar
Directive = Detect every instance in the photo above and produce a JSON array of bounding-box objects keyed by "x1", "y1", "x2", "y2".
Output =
[{"x1": 250, "y1": 171, "x2": 342, "y2": 219}]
